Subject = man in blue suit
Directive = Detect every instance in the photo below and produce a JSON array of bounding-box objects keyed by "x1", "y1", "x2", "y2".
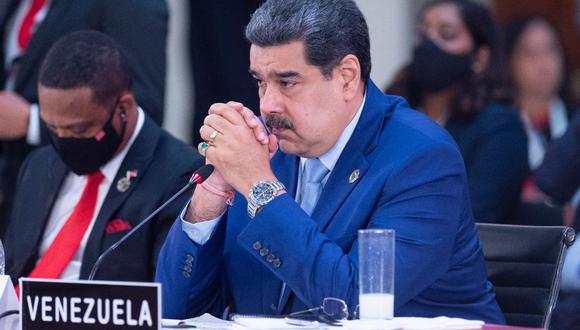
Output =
[{"x1": 156, "y1": 0, "x2": 504, "y2": 324}]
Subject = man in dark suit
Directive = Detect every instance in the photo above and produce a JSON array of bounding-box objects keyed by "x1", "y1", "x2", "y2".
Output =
[
  {"x1": 0, "y1": 0, "x2": 168, "y2": 232},
  {"x1": 157, "y1": 0, "x2": 504, "y2": 324},
  {"x1": 3, "y1": 31, "x2": 201, "y2": 284}
]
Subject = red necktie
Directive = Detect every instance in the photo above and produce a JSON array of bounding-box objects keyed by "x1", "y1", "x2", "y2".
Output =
[
  {"x1": 15, "y1": 171, "x2": 105, "y2": 296},
  {"x1": 17, "y1": 0, "x2": 47, "y2": 50}
]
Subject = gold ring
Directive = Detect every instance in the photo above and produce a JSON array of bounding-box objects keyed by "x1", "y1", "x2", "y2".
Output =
[{"x1": 209, "y1": 130, "x2": 219, "y2": 144}]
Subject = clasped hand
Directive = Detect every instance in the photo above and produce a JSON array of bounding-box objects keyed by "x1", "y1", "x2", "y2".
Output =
[{"x1": 198, "y1": 102, "x2": 278, "y2": 197}]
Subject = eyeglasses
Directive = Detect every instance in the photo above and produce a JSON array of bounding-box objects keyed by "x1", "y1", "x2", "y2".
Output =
[{"x1": 285, "y1": 297, "x2": 349, "y2": 326}]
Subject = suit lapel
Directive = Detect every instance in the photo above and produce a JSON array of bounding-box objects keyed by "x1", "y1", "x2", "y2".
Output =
[
  {"x1": 0, "y1": 0, "x2": 18, "y2": 32},
  {"x1": 17, "y1": 151, "x2": 67, "y2": 277},
  {"x1": 313, "y1": 82, "x2": 389, "y2": 231},
  {"x1": 79, "y1": 116, "x2": 161, "y2": 279}
]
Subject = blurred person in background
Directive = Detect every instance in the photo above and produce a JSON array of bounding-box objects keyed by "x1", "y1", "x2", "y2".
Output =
[
  {"x1": 534, "y1": 111, "x2": 580, "y2": 330},
  {"x1": 505, "y1": 16, "x2": 578, "y2": 227},
  {"x1": 0, "y1": 0, "x2": 168, "y2": 234},
  {"x1": 386, "y1": 0, "x2": 528, "y2": 223}
]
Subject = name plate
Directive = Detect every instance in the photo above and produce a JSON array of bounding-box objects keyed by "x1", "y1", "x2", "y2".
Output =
[{"x1": 19, "y1": 278, "x2": 161, "y2": 330}]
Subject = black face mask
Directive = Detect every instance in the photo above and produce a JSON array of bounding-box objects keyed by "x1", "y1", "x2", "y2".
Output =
[
  {"x1": 49, "y1": 107, "x2": 127, "y2": 176},
  {"x1": 408, "y1": 36, "x2": 473, "y2": 94}
]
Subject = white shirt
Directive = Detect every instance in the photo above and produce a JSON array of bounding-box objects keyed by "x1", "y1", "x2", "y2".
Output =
[
  {"x1": 521, "y1": 98, "x2": 568, "y2": 170},
  {"x1": 37, "y1": 107, "x2": 145, "y2": 280},
  {"x1": 182, "y1": 94, "x2": 367, "y2": 244}
]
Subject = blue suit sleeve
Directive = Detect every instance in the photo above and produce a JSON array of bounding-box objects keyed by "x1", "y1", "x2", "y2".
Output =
[{"x1": 156, "y1": 216, "x2": 230, "y2": 319}]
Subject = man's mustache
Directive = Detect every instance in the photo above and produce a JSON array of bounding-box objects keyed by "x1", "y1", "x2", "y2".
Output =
[{"x1": 265, "y1": 114, "x2": 294, "y2": 131}]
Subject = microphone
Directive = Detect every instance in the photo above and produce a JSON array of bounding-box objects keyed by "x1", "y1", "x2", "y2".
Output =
[{"x1": 88, "y1": 164, "x2": 214, "y2": 280}]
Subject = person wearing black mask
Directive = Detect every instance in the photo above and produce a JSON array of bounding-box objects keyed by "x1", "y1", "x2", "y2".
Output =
[
  {"x1": 2, "y1": 30, "x2": 203, "y2": 284},
  {"x1": 387, "y1": 0, "x2": 529, "y2": 224}
]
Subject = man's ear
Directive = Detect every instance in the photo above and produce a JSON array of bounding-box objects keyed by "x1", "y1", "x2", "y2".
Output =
[
  {"x1": 337, "y1": 54, "x2": 362, "y2": 101},
  {"x1": 118, "y1": 92, "x2": 136, "y2": 112}
]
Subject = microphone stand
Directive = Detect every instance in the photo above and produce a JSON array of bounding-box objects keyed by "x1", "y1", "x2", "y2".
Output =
[{"x1": 88, "y1": 165, "x2": 213, "y2": 280}]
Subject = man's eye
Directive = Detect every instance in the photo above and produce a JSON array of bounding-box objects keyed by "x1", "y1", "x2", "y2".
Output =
[
  {"x1": 256, "y1": 79, "x2": 265, "y2": 87},
  {"x1": 280, "y1": 81, "x2": 296, "y2": 88},
  {"x1": 70, "y1": 126, "x2": 90, "y2": 135}
]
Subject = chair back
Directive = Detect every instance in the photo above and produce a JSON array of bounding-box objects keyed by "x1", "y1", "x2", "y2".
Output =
[{"x1": 476, "y1": 223, "x2": 575, "y2": 328}]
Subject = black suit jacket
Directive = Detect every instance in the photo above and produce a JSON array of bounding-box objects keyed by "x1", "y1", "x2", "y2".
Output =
[
  {"x1": 188, "y1": 0, "x2": 261, "y2": 144},
  {"x1": 0, "y1": 0, "x2": 168, "y2": 231},
  {"x1": 445, "y1": 102, "x2": 529, "y2": 223},
  {"x1": 4, "y1": 115, "x2": 203, "y2": 283}
]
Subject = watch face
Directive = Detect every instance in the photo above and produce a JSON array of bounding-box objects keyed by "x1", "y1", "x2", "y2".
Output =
[{"x1": 252, "y1": 182, "x2": 276, "y2": 204}]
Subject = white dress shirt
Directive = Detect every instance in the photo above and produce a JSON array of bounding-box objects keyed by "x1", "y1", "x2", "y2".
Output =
[
  {"x1": 521, "y1": 98, "x2": 568, "y2": 170},
  {"x1": 37, "y1": 107, "x2": 144, "y2": 280},
  {"x1": 181, "y1": 94, "x2": 366, "y2": 244}
]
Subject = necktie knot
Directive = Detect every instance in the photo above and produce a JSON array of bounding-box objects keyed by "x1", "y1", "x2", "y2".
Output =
[
  {"x1": 303, "y1": 158, "x2": 328, "y2": 184},
  {"x1": 88, "y1": 171, "x2": 105, "y2": 186}
]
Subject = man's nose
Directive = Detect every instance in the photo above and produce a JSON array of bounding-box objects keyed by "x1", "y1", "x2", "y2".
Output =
[{"x1": 260, "y1": 85, "x2": 282, "y2": 115}]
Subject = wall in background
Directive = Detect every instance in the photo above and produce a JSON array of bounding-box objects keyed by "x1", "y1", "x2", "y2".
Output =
[{"x1": 163, "y1": 0, "x2": 193, "y2": 143}]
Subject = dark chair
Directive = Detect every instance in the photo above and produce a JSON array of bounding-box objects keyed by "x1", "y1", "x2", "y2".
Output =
[{"x1": 476, "y1": 223, "x2": 575, "y2": 328}]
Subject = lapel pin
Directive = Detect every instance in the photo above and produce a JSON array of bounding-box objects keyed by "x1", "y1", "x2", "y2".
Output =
[
  {"x1": 117, "y1": 169, "x2": 138, "y2": 192},
  {"x1": 349, "y1": 169, "x2": 360, "y2": 184}
]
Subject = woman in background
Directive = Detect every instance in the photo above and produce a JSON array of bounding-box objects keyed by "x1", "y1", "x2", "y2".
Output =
[
  {"x1": 387, "y1": 0, "x2": 528, "y2": 223},
  {"x1": 505, "y1": 16, "x2": 578, "y2": 226}
]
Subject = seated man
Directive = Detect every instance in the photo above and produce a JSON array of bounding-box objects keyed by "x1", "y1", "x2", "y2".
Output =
[
  {"x1": 4, "y1": 31, "x2": 203, "y2": 284},
  {"x1": 156, "y1": 0, "x2": 504, "y2": 324}
]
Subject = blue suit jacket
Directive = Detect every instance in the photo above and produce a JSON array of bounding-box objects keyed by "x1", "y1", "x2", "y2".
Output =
[{"x1": 156, "y1": 81, "x2": 505, "y2": 324}]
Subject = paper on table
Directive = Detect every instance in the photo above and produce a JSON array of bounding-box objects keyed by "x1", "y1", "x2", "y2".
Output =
[
  {"x1": 231, "y1": 315, "x2": 322, "y2": 329},
  {"x1": 342, "y1": 317, "x2": 483, "y2": 330},
  {"x1": 0, "y1": 275, "x2": 19, "y2": 330},
  {"x1": 163, "y1": 314, "x2": 484, "y2": 330},
  {"x1": 162, "y1": 313, "x2": 244, "y2": 329}
]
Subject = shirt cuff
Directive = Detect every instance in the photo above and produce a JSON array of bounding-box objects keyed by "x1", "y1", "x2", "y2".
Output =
[
  {"x1": 26, "y1": 103, "x2": 41, "y2": 145},
  {"x1": 180, "y1": 200, "x2": 223, "y2": 245}
]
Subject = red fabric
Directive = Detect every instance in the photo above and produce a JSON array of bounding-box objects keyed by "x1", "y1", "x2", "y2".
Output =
[
  {"x1": 17, "y1": 0, "x2": 47, "y2": 50},
  {"x1": 16, "y1": 171, "x2": 104, "y2": 297},
  {"x1": 28, "y1": 171, "x2": 104, "y2": 279},
  {"x1": 528, "y1": 106, "x2": 550, "y2": 131},
  {"x1": 105, "y1": 218, "x2": 132, "y2": 234}
]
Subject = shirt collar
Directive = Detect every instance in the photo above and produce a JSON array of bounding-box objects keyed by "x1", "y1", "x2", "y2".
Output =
[
  {"x1": 300, "y1": 93, "x2": 366, "y2": 172},
  {"x1": 99, "y1": 107, "x2": 145, "y2": 182}
]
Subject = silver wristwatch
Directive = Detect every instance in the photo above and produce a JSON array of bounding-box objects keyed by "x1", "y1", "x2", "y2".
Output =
[{"x1": 247, "y1": 181, "x2": 286, "y2": 219}]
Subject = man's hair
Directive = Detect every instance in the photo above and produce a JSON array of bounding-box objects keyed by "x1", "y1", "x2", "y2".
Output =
[
  {"x1": 245, "y1": 0, "x2": 371, "y2": 83},
  {"x1": 39, "y1": 30, "x2": 133, "y2": 106}
]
